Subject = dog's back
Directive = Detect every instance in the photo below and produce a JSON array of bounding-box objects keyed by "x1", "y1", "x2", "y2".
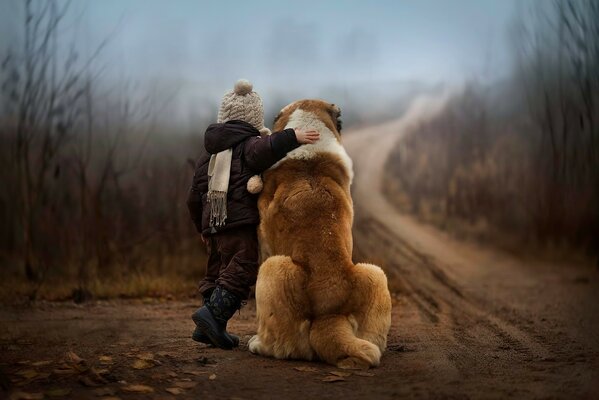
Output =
[{"x1": 250, "y1": 100, "x2": 392, "y2": 368}]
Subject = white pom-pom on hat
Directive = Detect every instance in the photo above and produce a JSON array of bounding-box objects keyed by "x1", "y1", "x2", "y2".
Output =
[
  {"x1": 247, "y1": 175, "x2": 264, "y2": 194},
  {"x1": 234, "y1": 79, "x2": 253, "y2": 95}
]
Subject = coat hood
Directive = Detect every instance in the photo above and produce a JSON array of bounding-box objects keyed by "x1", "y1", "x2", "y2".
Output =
[{"x1": 204, "y1": 120, "x2": 260, "y2": 154}]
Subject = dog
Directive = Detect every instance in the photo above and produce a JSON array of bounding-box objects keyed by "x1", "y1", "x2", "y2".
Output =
[{"x1": 248, "y1": 100, "x2": 392, "y2": 369}]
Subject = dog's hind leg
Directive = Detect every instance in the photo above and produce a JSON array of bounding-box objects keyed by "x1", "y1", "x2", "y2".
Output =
[
  {"x1": 351, "y1": 263, "x2": 392, "y2": 353},
  {"x1": 309, "y1": 314, "x2": 382, "y2": 369},
  {"x1": 249, "y1": 255, "x2": 315, "y2": 361}
]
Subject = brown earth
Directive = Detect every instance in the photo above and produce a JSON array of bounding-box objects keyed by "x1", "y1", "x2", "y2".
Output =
[{"x1": 1, "y1": 96, "x2": 598, "y2": 399}]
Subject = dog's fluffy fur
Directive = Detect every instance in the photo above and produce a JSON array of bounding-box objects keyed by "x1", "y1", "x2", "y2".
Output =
[{"x1": 248, "y1": 100, "x2": 392, "y2": 369}]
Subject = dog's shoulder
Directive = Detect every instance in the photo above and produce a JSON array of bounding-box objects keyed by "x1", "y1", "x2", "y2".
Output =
[{"x1": 270, "y1": 109, "x2": 353, "y2": 183}]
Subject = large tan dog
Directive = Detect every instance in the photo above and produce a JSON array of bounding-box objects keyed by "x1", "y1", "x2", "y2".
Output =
[{"x1": 248, "y1": 100, "x2": 392, "y2": 369}]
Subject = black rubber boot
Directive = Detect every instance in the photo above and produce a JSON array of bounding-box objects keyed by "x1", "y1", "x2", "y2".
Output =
[
  {"x1": 192, "y1": 295, "x2": 239, "y2": 347},
  {"x1": 192, "y1": 295, "x2": 212, "y2": 345},
  {"x1": 191, "y1": 287, "x2": 241, "y2": 350}
]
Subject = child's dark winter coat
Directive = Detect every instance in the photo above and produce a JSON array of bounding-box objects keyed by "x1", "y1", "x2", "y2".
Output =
[
  {"x1": 187, "y1": 119, "x2": 299, "y2": 299},
  {"x1": 187, "y1": 120, "x2": 298, "y2": 236}
]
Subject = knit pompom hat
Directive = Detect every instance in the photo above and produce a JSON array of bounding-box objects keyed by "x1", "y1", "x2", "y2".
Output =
[{"x1": 218, "y1": 79, "x2": 268, "y2": 133}]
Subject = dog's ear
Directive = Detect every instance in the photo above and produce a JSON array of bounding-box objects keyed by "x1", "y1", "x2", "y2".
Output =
[
  {"x1": 273, "y1": 111, "x2": 283, "y2": 127},
  {"x1": 330, "y1": 104, "x2": 342, "y2": 133}
]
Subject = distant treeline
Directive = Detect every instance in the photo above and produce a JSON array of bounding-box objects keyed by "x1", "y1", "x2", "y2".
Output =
[
  {"x1": 386, "y1": 0, "x2": 599, "y2": 255},
  {"x1": 0, "y1": 0, "x2": 206, "y2": 300}
]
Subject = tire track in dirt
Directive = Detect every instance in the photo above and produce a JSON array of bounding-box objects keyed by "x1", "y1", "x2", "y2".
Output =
[{"x1": 354, "y1": 212, "x2": 552, "y2": 361}]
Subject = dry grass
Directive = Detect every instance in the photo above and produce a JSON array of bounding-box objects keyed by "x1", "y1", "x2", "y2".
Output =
[
  {"x1": 0, "y1": 238, "x2": 208, "y2": 303},
  {"x1": 383, "y1": 167, "x2": 593, "y2": 266},
  {"x1": 382, "y1": 85, "x2": 597, "y2": 263}
]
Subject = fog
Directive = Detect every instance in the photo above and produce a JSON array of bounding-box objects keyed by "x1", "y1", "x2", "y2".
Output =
[
  {"x1": 4, "y1": 0, "x2": 596, "y2": 304},
  {"x1": 0, "y1": 0, "x2": 520, "y2": 128}
]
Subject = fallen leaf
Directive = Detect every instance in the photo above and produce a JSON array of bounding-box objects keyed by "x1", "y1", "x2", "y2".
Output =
[
  {"x1": 79, "y1": 375, "x2": 100, "y2": 387},
  {"x1": 137, "y1": 352, "x2": 154, "y2": 361},
  {"x1": 66, "y1": 351, "x2": 84, "y2": 364},
  {"x1": 45, "y1": 388, "x2": 72, "y2": 397},
  {"x1": 73, "y1": 363, "x2": 90, "y2": 373},
  {"x1": 183, "y1": 370, "x2": 207, "y2": 376},
  {"x1": 132, "y1": 359, "x2": 154, "y2": 370},
  {"x1": 87, "y1": 368, "x2": 109, "y2": 385},
  {"x1": 174, "y1": 381, "x2": 198, "y2": 389},
  {"x1": 208, "y1": 374, "x2": 216, "y2": 380},
  {"x1": 294, "y1": 366, "x2": 319, "y2": 373},
  {"x1": 30, "y1": 372, "x2": 51, "y2": 381},
  {"x1": 329, "y1": 371, "x2": 352, "y2": 377},
  {"x1": 93, "y1": 387, "x2": 117, "y2": 396},
  {"x1": 150, "y1": 373, "x2": 165, "y2": 380},
  {"x1": 353, "y1": 371, "x2": 375, "y2": 377},
  {"x1": 31, "y1": 360, "x2": 52, "y2": 367},
  {"x1": 196, "y1": 356, "x2": 215, "y2": 365},
  {"x1": 93, "y1": 368, "x2": 110, "y2": 375},
  {"x1": 122, "y1": 384, "x2": 154, "y2": 393},
  {"x1": 16, "y1": 370, "x2": 38, "y2": 379},
  {"x1": 322, "y1": 375, "x2": 346, "y2": 383},
  {"x1": 52, "y1": 366, "x2": 77, "y2": 375},
  {"x1": 166, "y1": 387, "x2": 184, "y2": 395},
  {"x1": 99, "y1": 356, "x2": 113, "y2": 364},
  {"x1": 9, "y1": 391, "x2": 44, "y2": 400}
]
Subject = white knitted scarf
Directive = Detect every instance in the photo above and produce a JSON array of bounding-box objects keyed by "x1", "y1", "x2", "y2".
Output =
[{"x1": 207, "y1": 148, "x2": 232, "y2": 227}]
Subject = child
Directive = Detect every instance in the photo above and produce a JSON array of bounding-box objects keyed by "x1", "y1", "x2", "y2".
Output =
[{"x1": 187, "y1": 79, "x2": 319, "y2": 349}]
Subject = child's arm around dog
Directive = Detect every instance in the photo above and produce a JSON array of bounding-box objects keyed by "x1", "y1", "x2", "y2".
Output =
[
  {"x1": 242, "y1": 127, "x2": 319, "y2": 172},
  {"x1": 187, "y1": 122, "x2": 319, "y2": 236},
  {"x1": 202, "y1": 123, "x2": 319, "y2": 172}
]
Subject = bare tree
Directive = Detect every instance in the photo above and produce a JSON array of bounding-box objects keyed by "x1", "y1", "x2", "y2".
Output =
[{"x1": 1, "y1": 0, "x2": 84, "y2": 284}]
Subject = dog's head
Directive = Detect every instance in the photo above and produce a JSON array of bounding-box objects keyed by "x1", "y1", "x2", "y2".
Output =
[{"x1": 273, "y1": 100, "x2": 342, "y2": 140}]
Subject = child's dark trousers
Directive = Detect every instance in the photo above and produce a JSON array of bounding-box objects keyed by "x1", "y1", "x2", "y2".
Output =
[{"x1": 198, "y1": 225, "x2": 259, "y2": 300}]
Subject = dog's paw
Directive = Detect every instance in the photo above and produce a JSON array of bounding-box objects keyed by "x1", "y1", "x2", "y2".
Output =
[
  {"x1": 336, "y1": 356, "x2": 372, "y2": 370},
  {"x1": 336, "y1": 342, "x2": 381, "y2": 369},
  {"x1": 248, "y1": 335, "x2": 261, "y2": 354}
]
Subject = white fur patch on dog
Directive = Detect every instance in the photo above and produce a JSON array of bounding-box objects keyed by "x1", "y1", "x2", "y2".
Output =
[{"x1": 271, "y1": 109, "x2": 354, "y2": 183}]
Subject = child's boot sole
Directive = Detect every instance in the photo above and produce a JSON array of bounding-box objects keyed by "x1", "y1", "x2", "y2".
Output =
[{"x1": 192, "y1": 326, "x2": 240, "y2": 347}]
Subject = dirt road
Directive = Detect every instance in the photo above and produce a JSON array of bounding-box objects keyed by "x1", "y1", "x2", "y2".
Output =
[
  {"x1": 347, "y1": 95, "x2": 599, "y2": 398},
  {"x1": 2, "y1": 96, "x2": 598, "y2": 399}
]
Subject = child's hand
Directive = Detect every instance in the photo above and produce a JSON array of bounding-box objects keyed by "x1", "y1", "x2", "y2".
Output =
[{"x1": 294, "y1": 128, "x2": 320, "y2": 144}]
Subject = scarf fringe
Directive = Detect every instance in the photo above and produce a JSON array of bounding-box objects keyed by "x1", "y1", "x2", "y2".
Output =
[{"x1": 208, "y1": 190, "x2": 228, "y2": 227}]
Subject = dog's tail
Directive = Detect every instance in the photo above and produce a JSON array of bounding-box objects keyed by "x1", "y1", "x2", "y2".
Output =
[{"x1": 309, "y1": 314, "x2": 382, "y2": 369}]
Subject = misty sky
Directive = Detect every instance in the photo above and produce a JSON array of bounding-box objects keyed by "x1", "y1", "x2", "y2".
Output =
[
  {"x1": 0, "y1": 0, "x2": 523, "y2": 125},
  {"x1": 94, "y1": 0, "x2": 518, "y2": 84},
  {"x1": 2, "y1": 0, "x2": 520, "y2": 82}
]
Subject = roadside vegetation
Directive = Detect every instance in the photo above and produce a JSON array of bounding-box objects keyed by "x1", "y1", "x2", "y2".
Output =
[{"x1": 384, "y1": 0, "x2": 599, "y2": 259}]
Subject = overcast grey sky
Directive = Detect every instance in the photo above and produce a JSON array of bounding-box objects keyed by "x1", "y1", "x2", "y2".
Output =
[
  {"x1": 0, "y1": 0, "x2": 523, "y2": 125},
  {"x1": 1, "y1": 0, "x2": 520, "y2": 82}
]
